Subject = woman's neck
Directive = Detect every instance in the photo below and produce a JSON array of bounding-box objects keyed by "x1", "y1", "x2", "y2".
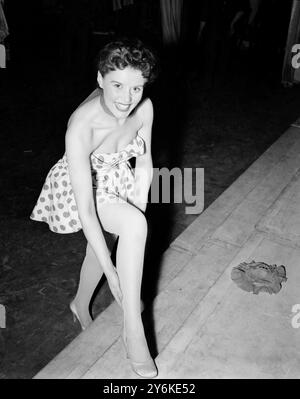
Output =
[{"x1": 99, "y1": 90, "x2": 116, "y2": 118}]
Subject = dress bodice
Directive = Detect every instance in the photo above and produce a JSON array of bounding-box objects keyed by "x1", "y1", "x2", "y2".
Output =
[
  {"x1": 90, "y1": 133, "x2": 145, "y2": 169},
  {"x1": 90, "y1": 133, "x2": 145, "y2": 194}
]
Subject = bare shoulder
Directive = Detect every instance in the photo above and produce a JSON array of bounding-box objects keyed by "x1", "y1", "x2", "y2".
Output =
[
  {"x1": 66, "y1": 96, "x2": 98, "y2": 142},
  {"x1": 136, "y1": 98, "x2": 153, "y2": 124},
  {"x1": 135, "y1": 98, "x2": 154, "y2": 147},
  {"x1": 67, "y1": 95, "x2": 99, "y2": 130}
]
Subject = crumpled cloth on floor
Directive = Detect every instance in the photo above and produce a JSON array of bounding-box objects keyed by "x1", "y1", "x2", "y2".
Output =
[{"x1": 231, "y1": 260, "x2": 287, "y2": 295}]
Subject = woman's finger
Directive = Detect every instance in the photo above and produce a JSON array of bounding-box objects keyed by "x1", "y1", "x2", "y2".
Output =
[
  {"x1": 115, "y1": 289, "x2": 122, "y2": 307},
  {"x1": 110, "y1": 280, "x2": 123, "y2": 307},
  {"x1": 117, "y1": 284, "x2": 123, "y2": 305}
]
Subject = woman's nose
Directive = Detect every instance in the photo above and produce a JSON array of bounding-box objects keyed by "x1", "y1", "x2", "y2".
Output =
[{"x1": 122, "y1": 89, "x2": 132, "y2": 103}]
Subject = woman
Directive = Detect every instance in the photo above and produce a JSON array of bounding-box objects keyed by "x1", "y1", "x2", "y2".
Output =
[{"x1": 30, "y1": 38, "x2": 158, "y2": 378}]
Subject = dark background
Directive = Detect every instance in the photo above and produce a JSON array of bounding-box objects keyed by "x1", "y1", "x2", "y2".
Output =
[{"x1": 1, "y1": 0, "x2": 300, "y2": 379}]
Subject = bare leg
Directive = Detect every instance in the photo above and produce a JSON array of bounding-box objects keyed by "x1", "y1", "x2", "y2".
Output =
[
  {"x1": 72, "y1": 243, "x2": 106, "y2": 329},
  {"x1": 98, "y1": 203, "x2": 152, "y2": 362}
]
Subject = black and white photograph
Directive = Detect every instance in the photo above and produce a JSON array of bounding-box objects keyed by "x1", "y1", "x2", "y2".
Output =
[{"x1": 1, "y1": 0, "x2": 300, "y2": 383}]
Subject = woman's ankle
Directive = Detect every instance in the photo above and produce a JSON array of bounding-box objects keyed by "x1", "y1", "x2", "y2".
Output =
[
  {"x1": 71, "y1": 298, "x2": 92, "y2": 323},
  {"x1": 124, "y1": 323, "x2": 151, "y2": 360}
]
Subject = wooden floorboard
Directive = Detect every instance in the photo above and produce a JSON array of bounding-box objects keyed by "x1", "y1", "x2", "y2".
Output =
[
  {"x1": 157, "y1": 236, "x2": 300, "y2": 378},
  {"x1": 172, "y1": 127, "x2": 300, "y2": 252}
]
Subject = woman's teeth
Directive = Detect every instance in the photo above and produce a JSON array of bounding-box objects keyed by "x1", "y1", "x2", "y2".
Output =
[{"x1": 115, "y1": 103, "x2": 131, "y2": 112}]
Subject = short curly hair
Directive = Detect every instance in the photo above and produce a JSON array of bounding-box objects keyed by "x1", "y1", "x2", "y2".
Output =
[{"x1": 97, "y1": 38, "x2": 158, "y2": 85}]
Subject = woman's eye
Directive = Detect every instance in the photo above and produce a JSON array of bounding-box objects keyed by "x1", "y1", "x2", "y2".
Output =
[
  {"x1": 133, "y1": 87, "x2": 142, "y2": 93},
  {"x1": 113, "y1": 84, "x2": 121, "y2": 89}
]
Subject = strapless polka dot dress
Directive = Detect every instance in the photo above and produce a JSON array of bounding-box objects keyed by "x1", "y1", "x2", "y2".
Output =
[{"x1": 30, "y1": 134, "x2": 145, "y2": 234}]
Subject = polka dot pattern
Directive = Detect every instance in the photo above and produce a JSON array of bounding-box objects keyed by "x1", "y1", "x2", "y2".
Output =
[
  {"x1": 30, "y1": 155, "x2": 82, "y2": 233},
  {"x1": 30, "y1": 134, "x2": 145, "y2": 234}
]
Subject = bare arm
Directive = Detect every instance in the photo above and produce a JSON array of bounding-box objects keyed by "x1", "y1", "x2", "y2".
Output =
[
  {"x1": 134, "y1": 99, "x2": 154, "y2": 213},
  {"x1": 65, "y1": 111, "x2": 122, "y2": 304}
]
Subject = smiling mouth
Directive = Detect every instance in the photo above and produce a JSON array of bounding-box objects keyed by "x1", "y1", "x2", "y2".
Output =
[{"x1": 115, "y1": 102, "x2": 132, "y2": 112}]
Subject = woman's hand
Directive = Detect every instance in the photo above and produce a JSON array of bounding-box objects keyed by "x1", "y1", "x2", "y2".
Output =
[{"x1": 106, "y1": 266, "x2": 123, "y2": 307}]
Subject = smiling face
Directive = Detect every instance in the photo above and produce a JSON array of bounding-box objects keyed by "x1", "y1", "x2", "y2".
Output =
[{"x1": 97, "y1": 67, "x2": 146, "y2": 119}]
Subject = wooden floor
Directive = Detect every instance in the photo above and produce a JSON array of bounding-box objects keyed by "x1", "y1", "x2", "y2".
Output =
[{"x1": 34, "y1": 121, "x2": 300, "y2": 379}]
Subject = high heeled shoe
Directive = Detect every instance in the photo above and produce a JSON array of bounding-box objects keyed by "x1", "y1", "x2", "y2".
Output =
[
  {"x1": 122, "y1": 328, "x2": 158, "y2": 378},
  {"x1": 70, "y1": 301, "x2": 86, "y2": 331}
]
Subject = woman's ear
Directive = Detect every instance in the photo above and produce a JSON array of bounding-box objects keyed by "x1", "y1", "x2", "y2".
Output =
[{"x1": 97, "y1": 71, "x2": 104, "y2": 88}]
